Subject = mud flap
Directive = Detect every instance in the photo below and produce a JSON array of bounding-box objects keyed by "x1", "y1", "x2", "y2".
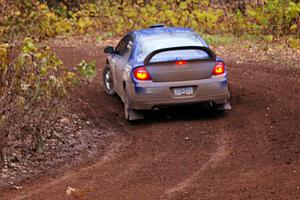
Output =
[
  {"x1": 128, "y1": 109, "x2": 144, "y2": 121},
  {"x1": 217, "y1": 101, "x2": 232, "y2": 111},
  {"x1": 217, "y1": 91, "x2": 232, "y2": 111}
]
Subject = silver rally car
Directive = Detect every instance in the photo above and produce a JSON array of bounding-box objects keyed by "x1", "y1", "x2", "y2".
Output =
[{"x1": 103, "y1": 25, "x2": 231, "y2": 121}]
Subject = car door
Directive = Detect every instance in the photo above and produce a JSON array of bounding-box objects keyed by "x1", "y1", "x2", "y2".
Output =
[
  {"x1": 115, "y1": 35, "x2": 134, "y2": 96},
  {"x1": 112, "y1": 35, "x2": 130, "y2": 94}
]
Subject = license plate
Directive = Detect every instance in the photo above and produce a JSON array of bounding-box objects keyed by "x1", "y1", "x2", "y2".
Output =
[{"x1": 173, "y1": 87, "x2": 194, "y2": 96}]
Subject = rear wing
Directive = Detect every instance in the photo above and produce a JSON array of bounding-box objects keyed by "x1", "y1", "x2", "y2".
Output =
[{"x1": 144, "y1": 46, "x2": 216, "y2": 65}]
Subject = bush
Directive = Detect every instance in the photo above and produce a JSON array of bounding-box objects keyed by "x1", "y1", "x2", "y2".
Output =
[{"x1": 0, "y1": 38, "x2": 95, "y2": 162}]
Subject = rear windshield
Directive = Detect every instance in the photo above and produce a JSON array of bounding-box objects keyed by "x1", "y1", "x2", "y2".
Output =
[{"x1": 136, "y1": 32, "x2": 208, "y2": 63}]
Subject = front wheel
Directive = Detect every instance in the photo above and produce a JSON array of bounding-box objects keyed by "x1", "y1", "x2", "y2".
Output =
[{"x1": 102, "y1": 65, "x2": 115, "y2": 95}]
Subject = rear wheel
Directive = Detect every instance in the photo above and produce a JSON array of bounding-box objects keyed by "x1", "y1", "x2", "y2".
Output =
[
  {"x1": 124, "y1": 88, "x2": 130, "y2": 120},
  {"x1": 102, "y1": 65, "x2": 115, "y2": 95},
  {"x1": 124, "y1": 87, "x2": 144, "y2": 121}
]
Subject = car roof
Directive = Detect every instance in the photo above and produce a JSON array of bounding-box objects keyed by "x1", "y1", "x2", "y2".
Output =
[{"x1": 132, "y1": 27, "x2": 194, "y2": 38}]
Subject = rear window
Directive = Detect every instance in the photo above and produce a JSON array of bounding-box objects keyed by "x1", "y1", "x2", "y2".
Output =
[
  {"x1": 136, "y1": 32, "x2": 207, "y2": 62},
  {"x1": 150, "y1": 49, "x2": 209, "y2": 63}
]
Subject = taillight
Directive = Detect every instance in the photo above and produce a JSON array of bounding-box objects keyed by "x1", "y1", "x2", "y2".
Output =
[
  {"x1": 212, "y1": 62, "x2": 225, "y2": 76},
  {"x1": 176, "y1": 60, "x2": 187, "y2": 65},
  {"x1": 133, "y1": 66, "x2": 151, "y2": 80}
]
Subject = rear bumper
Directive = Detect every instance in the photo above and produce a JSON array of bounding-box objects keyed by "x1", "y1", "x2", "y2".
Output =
[{"x1": 128, "y1": 75, "x2": 230, "y2": 110}]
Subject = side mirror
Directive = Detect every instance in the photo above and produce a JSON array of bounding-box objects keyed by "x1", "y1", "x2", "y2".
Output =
[{"x1": 104, "y1": 46, "x2": 115, "y2": 54}]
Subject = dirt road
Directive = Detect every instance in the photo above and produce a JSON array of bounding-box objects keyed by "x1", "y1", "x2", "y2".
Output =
[{"x1": 1, "y1": 44, "x2": 299, "y2": 200}]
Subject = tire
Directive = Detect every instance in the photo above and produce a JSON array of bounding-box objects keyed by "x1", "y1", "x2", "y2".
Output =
[
  {"x1": 102, "y1": 65, "x2": 115, "y2": 95},
  {"x1": 124, "y1": 87, "x2": 130, "y2": 121},
  {"x1": 124, "y1": 87, "x2": 144, "y2": 121}
]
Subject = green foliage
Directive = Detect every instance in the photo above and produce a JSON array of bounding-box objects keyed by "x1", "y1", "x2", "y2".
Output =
[
  {"x1": 14, "y1": 38, "x2": 77, "y2": 99},
  {"x1": 246, "y1": 0, "x2": 300, "y2": 36},
  {"x1": 193, "y1": 9, "x2": 224, "y2": 34},
  {"x1": 202, "y1": 34, "x2": 235, "y2": 46},
  {"x1": 96, "y1": 0, "x2": 299, "y2": 41},
  {"x1": 0, "y1": 0, "x2": 299, "y2": 43},
  {"x1": 0, "y1": 1, "x2": 100, "y2": 40},
  {"x1": 77, "y1": 60, "x2": 97, "y2": 80},
  {"x1": 0, "y1": 43, "x2": 9, "y2": 67},
  {"x1": 288, "y1": 37, "x2": 300, "y2": 48},
  {"x1": 263, "y1": 35, "x2": 274, "y2": 43}
]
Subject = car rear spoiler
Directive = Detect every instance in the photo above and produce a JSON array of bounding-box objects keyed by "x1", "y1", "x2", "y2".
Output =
[{"x1": 144, "y1": 46, "x2": 216, "y2": 65}]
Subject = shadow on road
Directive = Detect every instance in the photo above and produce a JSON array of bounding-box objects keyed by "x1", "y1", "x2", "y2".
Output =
[{"x1": 133, "y1": 104, "x2": 228, "y2": 125}]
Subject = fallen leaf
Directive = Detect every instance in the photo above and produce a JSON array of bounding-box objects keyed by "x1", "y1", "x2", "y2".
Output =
[{"x1": 66, "y1": 186, "x2": 76, "y2": 195}]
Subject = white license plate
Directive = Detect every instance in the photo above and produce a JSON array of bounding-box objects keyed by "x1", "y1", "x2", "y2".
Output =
[{"x1": 173, "y1": 87, "x2": 194, "y2": 96}]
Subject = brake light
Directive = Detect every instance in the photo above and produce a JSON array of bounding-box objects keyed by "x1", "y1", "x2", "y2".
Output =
[
  {"x1": 212, "y1": 62, "x2": 225, "y2": 75},
  {"x1": 133, "y1": 66, "x2": 151, "y2": 80},
  {"x1": 176, "y1": 60, "x2": 187, "y2": 65}
]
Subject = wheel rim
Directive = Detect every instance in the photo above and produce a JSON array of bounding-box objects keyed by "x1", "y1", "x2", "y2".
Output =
[{"x1": 104, "y1": 70, "x2": 112, "y2": 90}]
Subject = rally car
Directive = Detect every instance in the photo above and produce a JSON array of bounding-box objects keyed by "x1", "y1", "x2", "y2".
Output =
[{"x1": 103, "y1": 25, "x2": 231, "y2": 121}]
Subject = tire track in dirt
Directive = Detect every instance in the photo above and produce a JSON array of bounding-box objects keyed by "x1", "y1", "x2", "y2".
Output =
[
  {"x1": 165, "y1": 130, "x2": 232, "y2": 198},
  {"x1": 109, "y1": 152, "x2": 168, "y2": 183}
]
